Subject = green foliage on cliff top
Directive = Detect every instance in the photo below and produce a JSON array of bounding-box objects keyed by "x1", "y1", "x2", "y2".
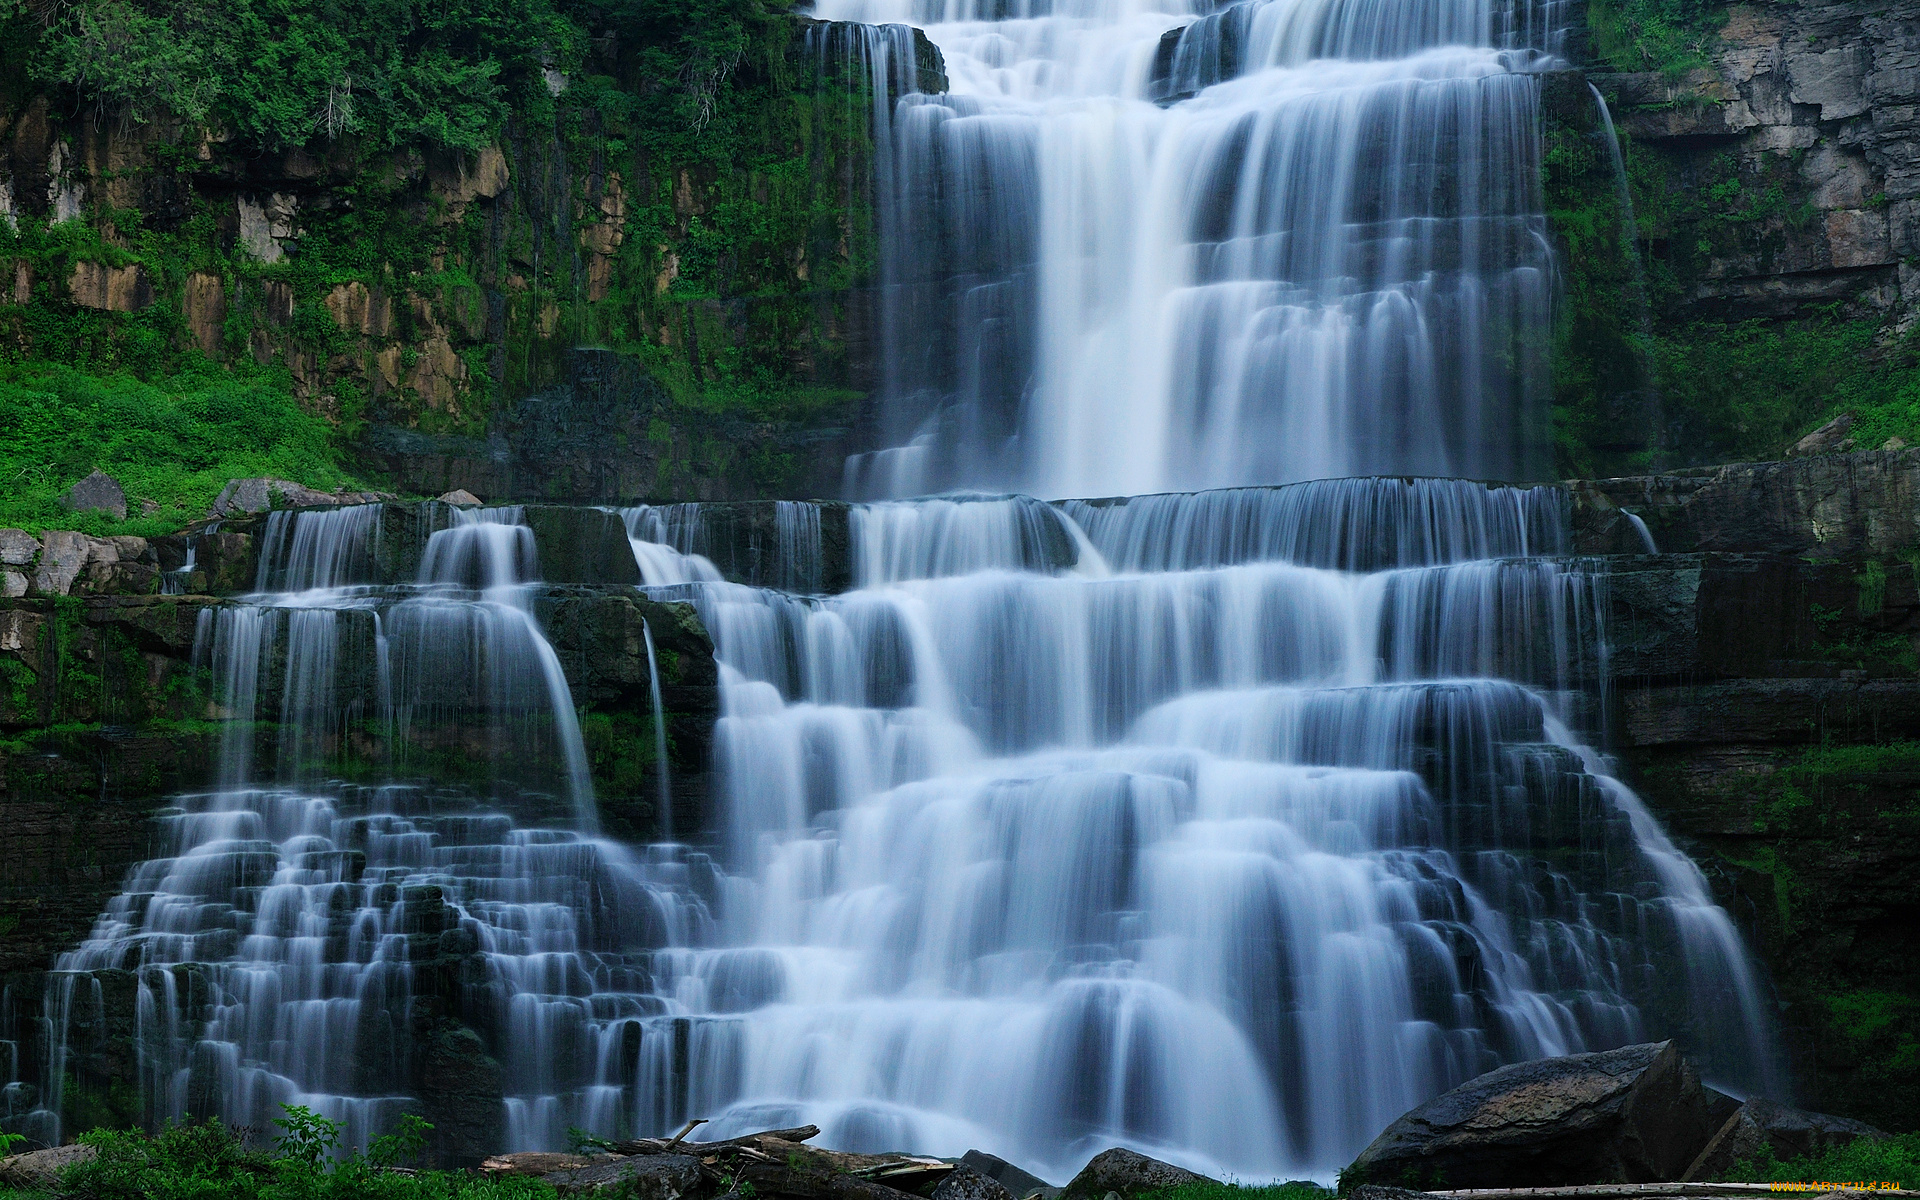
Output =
[
  {"x1": 1586, "y1": 0, "x2": 1726, "y2": 78},
  {"x1": 0, "y1": 362, "x2": 356, "y2": 536},
  {"x1": 0, "y1": 0, "x2": 794, "y2": 154}
]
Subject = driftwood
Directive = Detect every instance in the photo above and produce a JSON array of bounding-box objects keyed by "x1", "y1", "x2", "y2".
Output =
[{"x1": 486, "y1": 1124, "x2": 957, "y2": 1200}]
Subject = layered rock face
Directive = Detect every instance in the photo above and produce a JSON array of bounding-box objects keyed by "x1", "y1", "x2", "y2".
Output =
[
  {"x1": 1594, "y1": 2, "x2": 1919, "y2": 327},
  {"x1": 1574, "y1": 450, "x2": 1920, "y2": 1130}
]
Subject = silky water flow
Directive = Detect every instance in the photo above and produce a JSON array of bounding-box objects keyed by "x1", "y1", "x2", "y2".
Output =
[{"x1": 5, "y1": 0, "x2": 1787, "y2": 1179}]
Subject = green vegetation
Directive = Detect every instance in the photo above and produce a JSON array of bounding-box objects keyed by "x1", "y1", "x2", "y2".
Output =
[
  {"x1": 1586, "y1": 0, "x2": 1726, "y2": 78},
  {"x1": 1, "y1": 1108, "x2": 557, "y2": 1200},
  {"x1": 0, "y1": 363, "x2": 356, "y2": 535},
  {"x1": 1721, "y1": 1131, "x2": 1920, "y2": 1185}
]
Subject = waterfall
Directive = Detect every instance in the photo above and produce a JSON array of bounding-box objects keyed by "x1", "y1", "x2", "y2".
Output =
[{"x1": 836, "y1": 0, "x2": 1563, "y2": 498}]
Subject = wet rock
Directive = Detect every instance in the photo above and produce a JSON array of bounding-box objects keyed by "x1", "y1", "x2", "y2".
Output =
[
  {"x1": 0, "y1": 1142, "x2": 99, "y2": 1187},
  {"x1": 542, "y1": 1152, "x2": 704, "y2": 1196},
  {"x1": 1346, "y1": 1041, "x2": 1719, "y2": 1188},
  {"x1": 1684, "y1": 1099, "x2": 1887, "y2": 1180},
  {"x1": 960, "y1": 1150, "x2": 1055, "y2": 1198},
  {"x1": 64, "y1": 469, "x2": 128, "y2": 520},
  {"x1": 1790, "y1": 412, "x2": 1857, "y2": 457},
  {"x1": 1062, "y1": 1148, "x2": 1207, "y2": 1199},
  {"x1": 1568, "y1": 450, "x2": 1920, "y2": 560},
  {"x1": 523, "y1": 505, "x2": 641, "y2": 585},
  {"x1": 933, "y1": 1166, "x2": 1019, "y2": 1200},
  {"x1": 418, "y1": 1025, "x2": 504, "y2": 1167}
]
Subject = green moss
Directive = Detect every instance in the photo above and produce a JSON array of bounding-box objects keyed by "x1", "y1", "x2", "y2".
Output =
[{"x1": 1586, "y1": 0, "x2": 1727, "y2": 77}]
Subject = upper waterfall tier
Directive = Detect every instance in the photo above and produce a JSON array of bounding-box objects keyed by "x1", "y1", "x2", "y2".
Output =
[{"x1": 821, "y1": 0, "x2": 1560, "y2": 497}]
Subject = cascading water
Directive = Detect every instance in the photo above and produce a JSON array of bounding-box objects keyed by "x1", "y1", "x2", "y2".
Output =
[
  {"x1": 654, "y1": 484, "x2": 1778, "y2": 1179},
  {"x1": 833, "y1": 0, "x2": 1563, "y2": 498},
  {"x1": 10, "y1": 0, "x2": 1784, "y2": 1175}
]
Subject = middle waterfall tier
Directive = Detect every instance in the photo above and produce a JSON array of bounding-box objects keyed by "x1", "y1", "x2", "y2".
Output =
[{"x1": 14, "y1": 484, "x2": 1780, "y2": 1181}]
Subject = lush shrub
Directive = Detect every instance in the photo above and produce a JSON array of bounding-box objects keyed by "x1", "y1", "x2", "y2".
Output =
[
  {"x1": 1719, "y1": 1131, "x2": 1920, "y2": 1185},
  {"x1": 40, "y1": 1107, "x2": 557, "y2": 1200},
  {"x1": 0, "y1": 362, "x2": 358, "y2": 536},
  {"x1": 1655, "y1": 315, "x2": 1920, "y2": 465}
]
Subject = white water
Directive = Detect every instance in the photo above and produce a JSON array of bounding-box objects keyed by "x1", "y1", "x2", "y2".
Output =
[
  {"x1": 5, "y1": 0, "x2": 1786, "y2": 1175},
  {"x1": 832, "y1": 0, "x2": 1559, "y2": 497}
]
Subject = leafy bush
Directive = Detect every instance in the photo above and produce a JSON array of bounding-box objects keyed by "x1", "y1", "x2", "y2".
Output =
[
  {"x1": 1655, "y1": 315, "x2": 1920, "y2": 465},
  {"x1": 1719, "y1": 1131, "x2": 1920, "y2": 1185},
  {"x1": 46, "y1": 1107, "x2": 556, "y2": 1200},
  {"x1": 0, "y1": 362, "x2": 359, "y2": 536},
  {"x1": 1586, "y1": 0, "x2": 1726, "y2": 78}
]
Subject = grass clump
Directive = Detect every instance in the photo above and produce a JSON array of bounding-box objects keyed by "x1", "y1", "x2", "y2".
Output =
[
  {"x1": 2, "y1": 1106, "x2": 556, "y2": 1200},
  {"x1": 0, "y1": 362, "x2": 359, "y2": 537},
  {"x1": 1150, "y1": 1180, "x2": 1332, "y2": 1200}
]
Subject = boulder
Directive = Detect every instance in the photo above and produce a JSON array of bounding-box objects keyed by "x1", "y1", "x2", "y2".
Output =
[
  {"x1": 1790, "y1": 413, "x2": 1857, "y2": 457},
  {"x1": 64, "y1": 469, "x2": 127, "y2": 521},
  {"x1": 1062, "y1": 1148, "x2": 1207, "y2": 1199},
  {"x1": 1684, "y1": 1099, "x2": 1887, "y2": 1180},
  {"x1": 1345, "y1": 1041, "x2": 1719, "y2": 1189},
  {"x1": 0, "y1": 528, "x2": 37, "y2": 566},
  {"x1": 541, "y1": 1152, "x2": 703, "y2": 1197},
  {"x1": 934, "y1": 1166, "x2": 1020, "y2": 1200},
  {"x1": 439, "y1": 489, "x2": 484, "y2": 506},
  {"x1": 0, "y1": 1142, "x2": 99, "y2": 1188},
  {"x1": 960, "y1": 1150, "x2": 1056, "y2": 1199},
  {"x1": 32, "y1": 530, "x2": 89, "y2": 596}
]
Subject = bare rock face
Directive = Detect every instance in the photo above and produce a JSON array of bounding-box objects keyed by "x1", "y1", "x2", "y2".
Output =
[
  {"x1": 32, "y1": 529, "x2": 90, "y2": 596},
  {"x1": 0, "y1": 1142, "x2": 99, "y2": 1187},
  {"x1": 1345, "y1": 1042, "x2": 1719, "y2": 1189},
  {"x1": 68, "y1": 261, "x2": 154, "y2": 311},
  {"x1": 64, "y1": 468, "x2": 127, "y2": 520},
  {"x1": 1061, "y1": 1148, "x2": 1207, "y2": 1199},
  {"x1": 1790, "y1": 412, "x2": 1857, "y2": 457},
  {"x1": 184, "y1": 271, "x2": 227, "y2": 356}
]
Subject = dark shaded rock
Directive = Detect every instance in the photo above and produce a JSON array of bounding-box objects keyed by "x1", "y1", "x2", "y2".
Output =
[
  {"x1": 64, "y1": 469, "x2": 127, "y2": 521},
  {"x1": 1347, "y1": 1187, "x2": 1444, "y2": 1200},
  {"x1": 542, "y1": 1152, "x2": 703, "y2": 1196},
  {"x1": 1684, "y1": 1099, "x2": 1886, "y2": 1180},
  {"x1": 523, "y1": 506, "x2": 641, "y2": 585},
  {"x1": 0, "y1": 1142, "x2": 99, "y2": 1187},
  {"x1": 1345, "y1": 1042, "x2": 1718, "y2": 1189},
  {"x1": 1061, "y1": 1148, "x2": 1207, "y2": 1199},
  {"x1": 960, "y1": 1150, "x2": 1055, "y2": 1198},
  {"x1": 418, "y1": 1025, "x2": 505, "y2": 1167},
  {"x1": 933, "y1": 1166, "x2": 1019, "y2": 1200},
  {"x1": 1569, "y1": 451, "x2": 1920, "y2": 561}
]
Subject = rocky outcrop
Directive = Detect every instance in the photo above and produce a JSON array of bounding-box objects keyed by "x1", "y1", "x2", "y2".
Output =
[
  {"x1": 0, "y1": 1143, "x2": 98, "y2": 1188},
  {"x1": 1346, "y1": 1043, "x2": 1719, "y2": 1189},
  {"x1": 1570, "y1": 448, "x2": 1920, "y2": 559},
  {"x1": 62, "y1": 470, "x2": 127, "y2": 521},
  {"x1": 209, "y1": 477, "x2": 392, "y2": 517},
  {"x1": 1591, "y1": 1, "x2": 1920, "y2": 329},
  {"x1": 1060, "y1": 1149, "x2": 1204, "y2": 1199},
  {"x1": 1590, "y1": 450, "x2": 1920, "y2": 1130},
  {"x1": 1683, "y1": 1099, "x2": 1886, "y2": 1180}
]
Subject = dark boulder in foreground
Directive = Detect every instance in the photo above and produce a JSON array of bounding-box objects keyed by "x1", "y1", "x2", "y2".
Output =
[
  {"x1": 1683, "y1": 1098, "x2": 1887, "y2": 1180},
  {"x1": 1061, "y1": 1148, "x2": 1206, "y2": 1199},
  {"x1": 960, "y1": 1151, "x2": 1055, "y2": 1199},
  {"x1": 1346, "y1": 1041, "x2": 1718, "y2": 1188},
  {"x1": 933, "y1": 1166, "x2": 1019, "y2": 1200}
]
